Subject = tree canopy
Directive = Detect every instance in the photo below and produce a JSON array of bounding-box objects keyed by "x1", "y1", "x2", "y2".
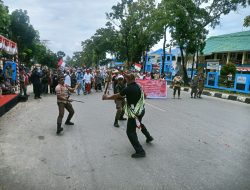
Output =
[{"x1": 0, "y1": 0, "x2": 10, "y2": 37}]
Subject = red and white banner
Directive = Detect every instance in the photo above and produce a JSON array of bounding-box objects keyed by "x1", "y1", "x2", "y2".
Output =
[
  {"x1": 0, "y1": 35, "x2": 18, "y2": 55},
  {"x1": 136, "y1": 79, "x2": 167, "y2": 99}
]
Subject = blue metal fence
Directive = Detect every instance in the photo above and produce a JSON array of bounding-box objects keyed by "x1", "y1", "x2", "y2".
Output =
[{"x1": 205, "y1": 72, "x2": 250, "y2": 94}]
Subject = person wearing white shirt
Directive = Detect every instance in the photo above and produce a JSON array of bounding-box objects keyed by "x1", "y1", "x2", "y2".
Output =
[
  {"x1": 84, "y1": 69, "x2": 93, "y2": 94},
  {"x1": 64, "y1": 71, "x2": 71, "y2": 87}
]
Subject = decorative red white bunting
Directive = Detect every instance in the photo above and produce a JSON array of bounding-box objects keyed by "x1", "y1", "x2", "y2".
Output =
[{"x1": 0, "y1": 35, "x2": 18, "y2": 55}]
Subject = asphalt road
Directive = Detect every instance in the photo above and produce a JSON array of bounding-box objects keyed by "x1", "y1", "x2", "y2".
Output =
[{"x1": 0, "y1": 88, "x2": 249, "y2": 190}]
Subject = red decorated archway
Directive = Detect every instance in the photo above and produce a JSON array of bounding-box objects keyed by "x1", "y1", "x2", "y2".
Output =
[{"x1": 0, "y1": 35, "x2": 19, "y2": 92}]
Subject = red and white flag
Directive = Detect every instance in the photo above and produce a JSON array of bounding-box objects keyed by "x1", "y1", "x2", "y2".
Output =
[
  {"x1": 58, "y1": 58, "x2": 63, "y2": 66},
  {"x1": 58, "y1": 58, "x2": 66, "y2": 68},
  {"x1": 134, "y1": 63, "x2": 142, "y2": 71},
  {"x1": 0, "y1": 36, "x2": 3, "y2": 49}
]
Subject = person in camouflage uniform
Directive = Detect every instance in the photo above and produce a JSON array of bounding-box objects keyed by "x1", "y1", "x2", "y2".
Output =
[
  {"x1": 113, "y1": 75, "x2": 127, "y2": 127},
  {"x1": 197, "y1": 73, "x2": 205, "y2": 98},
  {"x1": 190, "y1": 74, "x2": 199, "y2": 98}
]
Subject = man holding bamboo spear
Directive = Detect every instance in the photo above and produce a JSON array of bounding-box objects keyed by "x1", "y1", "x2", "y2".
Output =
[
  {"x1": 102, "y1": 72, "x2": 154, "y2": 158},
  {"x1": 55, "y1": 76, "x2": 79, "y2": 135}
]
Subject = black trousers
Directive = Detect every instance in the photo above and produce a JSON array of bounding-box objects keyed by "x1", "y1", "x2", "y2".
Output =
[
  {"x1": 33, "y1": 83, "x2": 41, "y2": 98},
  {"x1": 173, "y1": 86, "x2": 180, "y2": 97},
  {"x1": 126, "y1": 109, "x2": 151, "y2": 153}
]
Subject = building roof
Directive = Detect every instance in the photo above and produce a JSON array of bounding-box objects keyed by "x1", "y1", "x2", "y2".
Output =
[
  {"x1": 149, "y1": 48, "x2": 180, "y2": 56},
  {"x1": 203, "y1": 30, "x2": 250, "y2": 55}
]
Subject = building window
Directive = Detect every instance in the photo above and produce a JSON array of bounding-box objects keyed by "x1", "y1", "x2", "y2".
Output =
[
  {"x1": 230, "y1": 53, "x2": 236, "y2": 60},
  {"x1": 217, "y1": 53, "x2": 222, "y2": 60},
  {"x1": 246, "y1": 53, "x2": 250, "y2": 60}
]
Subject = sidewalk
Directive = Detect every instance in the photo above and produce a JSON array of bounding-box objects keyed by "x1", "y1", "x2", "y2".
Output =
[{"x1": 169, "y1": 86, "x2": 250, "y2": 104}]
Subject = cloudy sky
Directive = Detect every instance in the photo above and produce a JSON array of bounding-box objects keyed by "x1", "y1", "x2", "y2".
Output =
[{"x1": 3, "y1": 0, "x2": 250, "y2": 57}]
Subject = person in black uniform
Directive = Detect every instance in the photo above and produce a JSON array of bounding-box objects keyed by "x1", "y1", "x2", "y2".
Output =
[
  {"x1": 102, "y1": 73, "x2": 153, "y2": 158},
  {"x1": 30, "y1": 67, "x2": 42, "y2": 99}
]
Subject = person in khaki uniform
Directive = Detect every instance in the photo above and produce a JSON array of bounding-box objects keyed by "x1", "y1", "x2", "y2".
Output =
[
  {"x1": 55, "y1": 76, "x2": 78, "y2": 135},
  {"x1": 197, "y1": 73, "x2": 205, "y2": 98},
  {"x1": 172, "y1": 73, "x2": 183, "y2": 99},
  {"x1": 190, "y1": 74, "x2": 199, "y2": 98},
  {"x1": 113, "y1": 75, "x2": 127, "y2": 127}
]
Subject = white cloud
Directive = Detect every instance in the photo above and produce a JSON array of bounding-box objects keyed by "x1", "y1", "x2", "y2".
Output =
[
  {"x1": 207, "y1": 7, "x2": 250, "y2": 37},
  {"x1": 3, "y1": 0, "x2": 250, "y2": 57},
  {"x1": 3, "y1": 0, "x2": 116, "y2": 57}
]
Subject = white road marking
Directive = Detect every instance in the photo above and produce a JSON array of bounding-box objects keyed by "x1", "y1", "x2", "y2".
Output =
[{"x1": 145, "y1": 102, "x2": 166, "y2": 112}]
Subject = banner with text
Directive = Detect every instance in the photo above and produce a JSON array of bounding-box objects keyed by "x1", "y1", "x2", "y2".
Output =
[{"x1": 136, "y1": 79, "x2": 167, "y2": 99}]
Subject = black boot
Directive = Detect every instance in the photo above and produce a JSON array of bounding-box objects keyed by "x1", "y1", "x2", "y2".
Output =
[
  {"x1": 119, "y1": 116, "x2": 127, "y2": 120},
  {"x1": 65, "y1": 119, "x2": 74, "y2": 125},
  {"x1": 56, "y1": 123, "x2": 63, "y2": 134},
  {"x1": 113, "y1": 119, "x2": 120, "y2": 128},
  {"x1": 141, "y1": 124, "x2": 154, "y2": 143},
  {"x1": 131, "y1": 151, "x2": 146, "y2": 158}
]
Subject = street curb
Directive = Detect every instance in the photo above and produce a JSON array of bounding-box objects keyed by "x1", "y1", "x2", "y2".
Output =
[
  {"x1": 214, "y1": 93, "x2": 222, "y2": 98},
  {"x1": 228, "y1": 95, "x2": 237, "y2": 101},
  {"x1": 169, "y1": 86, "x2": 249, "y2": 104},
  {"x1": 201, "y1": 90, "x2": 249, "y2": 104},
  {"x1": 245, "y1": 98, "x2": 250, "y2": 104},
  {"x1": 221, "y1": 94, "x2": 229, "y2": 99}
]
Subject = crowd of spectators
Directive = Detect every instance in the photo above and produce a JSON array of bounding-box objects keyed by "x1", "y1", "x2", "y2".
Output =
[
  {"x1": 1, "y1": 62, "x2": 169, "y2": 98},
  {"x1": 28, "y1": 66, "x2": 108, "y2": 99}
]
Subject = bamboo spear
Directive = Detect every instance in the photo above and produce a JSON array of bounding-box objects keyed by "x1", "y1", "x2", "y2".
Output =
[{"x1": 104, "y1": 70, "x2": 112, "y2": 95}]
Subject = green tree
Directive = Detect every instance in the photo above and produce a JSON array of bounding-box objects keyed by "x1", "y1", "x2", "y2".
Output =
[
  {"x1": 32, "y1": 42, "x2": 57, "y2": 68},
  {"x1": 77, "y1": 23, "x2": 117, "y2": 68},
  {"x1": 0, "y1": 0, "x2": 10, "y2": 37},
  {"x1": 243, "y1": 15, "x2": 250, "y2": 27},
  {"x1": 9, "y1": 9, "x2": 39, "y2": 65},
  {"x1": 81, "y1": 39, "x2": 95, "y2": 67},
  {"x1": 220, "y1": 63, "x2": 236, "y2": 77},
  {"x1": 70, "y1": 51, "x2": 84, "y2": 67},
  {"x1": 65, "y1": 56, "x2": 71, "y2": 66},
  {"x1": 40, "y1": 50, "x2": 58, "y2": 68},
  {"x1": 106, "y1": 0, "x2": 162, "y2": 67}
]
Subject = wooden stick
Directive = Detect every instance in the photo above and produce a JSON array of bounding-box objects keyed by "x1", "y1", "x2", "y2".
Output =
[{"x1": 104, "y1": 71, "x2": 112, "y2": 95}]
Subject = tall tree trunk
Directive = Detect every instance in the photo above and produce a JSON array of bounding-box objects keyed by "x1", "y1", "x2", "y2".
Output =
[
  {"x1": 196, "y1": 46, "x2": 199, "y2": 71},
  {"x1": 143, "y1": 50, "x2": 147, "y2": 72},
  {"x1": 191, "y1": 54, "x2": 195, "y2": 79},
  {"x1": 180, "y1": 47, "x2": 188, "y2": 85},
  {"x1": 162, "y1": 26, "x2": 167, "y2": 74},
  {"x1": 125, "y1": 38, "x2": 129, "y2": 67}
]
